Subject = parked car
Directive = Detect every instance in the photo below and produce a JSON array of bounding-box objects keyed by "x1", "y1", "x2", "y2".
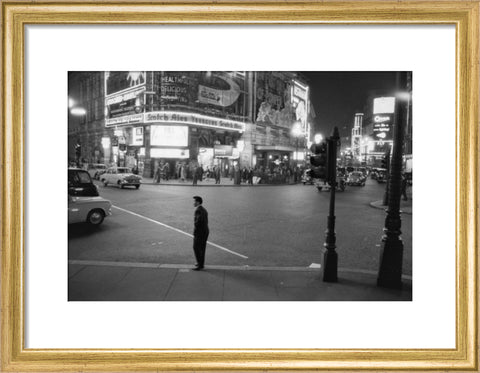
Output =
[
  {"x1": 68, "y1": 168, "x2": 112, "y2": 226},
  {"x1": 68, "y1": 195, "x2": 112, "y2": 226},
  {"x1": 346, "y1": 171, "x2": 366, "y2": 186},
  {"x1": 87, "y1": 163, "x2": 107, "y2": 180},
  {"x1": 301, "y1": 169, "x2": 314, "y2": 185},
  {"x1": 68, "y1": 168, "x2": 99, "y2": 197},
  {"x1": 376, "y1": 169, "x2": 388, "y2": 183},
  {"x1": 315, "y1": 174, "x2": 346, "y2": 192},
  {"x1": 101, "y1": 167, "x2": 142, "y2": 189},
  {"x1": 371, "y1": 167, "x2": 387, "y2": 181}
]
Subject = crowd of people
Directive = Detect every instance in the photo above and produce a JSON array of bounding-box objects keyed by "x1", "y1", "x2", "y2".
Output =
[{"x1": 152, "y1": 161, "x2": 305, "y2": 185}]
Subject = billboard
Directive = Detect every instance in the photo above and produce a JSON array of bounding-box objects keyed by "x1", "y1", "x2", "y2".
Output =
[
  {"x1": 214, "y1": 145, "x2": 233, "y2": 157},
  {"x1": 105, "y1": 88, "x2": 145, "y2": 119},
  {"x1": 373, "y1": 97, "x2": 395, "y2": 114},
  {"x1": 198, "y1": 74, "x2": 241, "y2": 107},
  {"x1": 105, "y1": 71, "x2": 146, "y2": 96},
  {"x1": 155, "y1": 72, "x2": 246, "y2": 117},
  {"x1": 150, "y1": 125, "x2": 189, "y2": 147},
  {"x1": 372, "y1": 114, "x2": 393, "y2": 141},
  {"x1": 105, "y1": 72, "x2": 146, "y2": 120}
]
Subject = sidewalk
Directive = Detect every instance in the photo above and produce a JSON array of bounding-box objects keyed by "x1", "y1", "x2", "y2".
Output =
[
  {"x1": 68, "y1": 261, "x2": 412, "y2": 301},
  {"x1": 369, "y1": 190, "x2": 413, "y2": 215},
  {"x1": 140, "y1": 176, "x2": 295, "y2": 187}
]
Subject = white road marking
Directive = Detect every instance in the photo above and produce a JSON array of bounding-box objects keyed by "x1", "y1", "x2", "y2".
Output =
[{"x1": 112, "y1": 205, "x2": 248, "y2": 259}]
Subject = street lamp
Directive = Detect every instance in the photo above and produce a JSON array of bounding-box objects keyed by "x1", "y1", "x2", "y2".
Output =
[
  {"x1": 377, "y1": 72, "x2": 410, "y2": 289},
  {"x1": 314, "y1": 133, "x2": 323, "y2": 144},
  {"x1": 291, "y1": 121, "x2": 303, "y2": 182},
  {"x1": 70, "y1": 107, "x2": 87, "y2": 164}
]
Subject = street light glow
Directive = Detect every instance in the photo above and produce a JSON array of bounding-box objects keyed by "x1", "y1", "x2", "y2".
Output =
[
  {"x1": 291, "y1": 121, "x2": 303, "y2": 137},
  {"x1": 397, "y1": 91, "x2": 411, "y2": 101},
  {"x1": 314, "y1": 133, "x2": 323, "y2": 144},
  {"x1": 70, "y1": 107, "x2": 86, "y2": 116}
]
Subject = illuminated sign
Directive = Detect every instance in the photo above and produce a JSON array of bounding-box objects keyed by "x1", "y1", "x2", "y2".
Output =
[
  {"x1": 214, "y1": 145, "x2": 233, "y2": 157},
  {"x1": 292, "y1": 80, "x2": 308, "y2": 101},
  {"x1": 151, "y1": 125, "x2": 189, "y2": 147},
  {"x1": 132, "y1": 127, "x2": 144, "y2": 146},
  {"x1": 106, "y1": 88, "x2": 145, "y2": 105},
  {"x1": 101, "y1": 137, "x2": 110, "y2": 148},
  {"x1": 145, "y1": 111, "x2": 245, "y2": 132},
  {"x1": 150, "y1": 148, "x2": 189, "y2": 159},
  {"x1": 373, "y1": 97, "x2": 395, "y2": 114},
  {"x1": 374, "y1": 115, "x2": 390, "y2": 123},
  {"x1": 373, "y1": 114, "x2": 393, "y2": 140},
  {"x1": 291, "y1": 80, "x2": 309, "y2": 129},
  {"x1": 198, "y1": 74, "x2": 241, "y2": 107},
  {"x1": 105, "y1": 114, "x2": 143, "y2": 127},
  {"x1": 105, "y1": 71, "x2": 146, "y2": 96}
]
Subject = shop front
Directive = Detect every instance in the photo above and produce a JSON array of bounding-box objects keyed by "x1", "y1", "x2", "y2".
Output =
[{"x1": 254, "y1": 145, "x2": 295, "y2": 171}]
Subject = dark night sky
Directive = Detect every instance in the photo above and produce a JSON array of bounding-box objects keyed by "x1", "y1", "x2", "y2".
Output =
[{"x1": 301, "y1": 72, "x2": 400, "y2": 138}]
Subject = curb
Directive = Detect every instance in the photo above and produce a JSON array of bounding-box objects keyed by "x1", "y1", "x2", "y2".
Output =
[{"x1": 369, "y1": 200, "x2": 412, "y2": 215}]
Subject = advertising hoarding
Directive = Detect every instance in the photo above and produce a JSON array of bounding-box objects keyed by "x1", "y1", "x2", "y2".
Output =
[
  {"x1": 145, "y1": 111, "x2": 245, "y2": 132},
  {"x1": 373, "y1": 114, "x2": 393, "y2": 141},
  {"x1": 150, "y1": 148, "x2": 190, "y2": 159},
  {"x1": 150, "y1": 125, "x2": 189, "y2": 147},
  {"x1": 155, "y1": 72, "x2": 246, "y2": 118},
  {"x1": 214, "y1": 145, "x2": 233, "y2": 157},
  {"x1": 198, "y1": 74, "x2": 241, "y2": 107},
  {"x1": 105, "y1": 88, "x2": 145, "y2": 119},
  {"x1": 105, "y1": 71, "x2": 146, "y2": 96},
  {"x1": 373, "y1": 97, "x2": 395, "y2": 114},
  {"x1": 131, "y1": 127, "x2": 144, "y2": 146}
]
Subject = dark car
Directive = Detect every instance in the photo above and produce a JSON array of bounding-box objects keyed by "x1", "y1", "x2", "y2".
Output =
[
  {"x1": 346, "y1": 171, "x2": 366, "y2": 186},
  {"x1": 68, "y1": 168, "x2": 99, "y2": 197},
  {"x1": 376, "y1": 170, "x2": 387, "y2": 183}
]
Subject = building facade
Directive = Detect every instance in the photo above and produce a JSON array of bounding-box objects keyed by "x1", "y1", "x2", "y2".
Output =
[{"x1": 68, "y1": 71, "x2": 311, "y2": 178}]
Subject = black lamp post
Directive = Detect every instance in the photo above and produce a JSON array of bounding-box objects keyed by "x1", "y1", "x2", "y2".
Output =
[
  {"x1": 377, "y1": 72, "x2": 409, "y2": 289},
  {"x1": 323, "y1": 126, "x2": 340, "y2": 282}
]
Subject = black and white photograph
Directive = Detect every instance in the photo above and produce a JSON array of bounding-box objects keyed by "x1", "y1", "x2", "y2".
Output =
[{"x1": 68, "y1": 70, "x2": 412, "y2": 301}]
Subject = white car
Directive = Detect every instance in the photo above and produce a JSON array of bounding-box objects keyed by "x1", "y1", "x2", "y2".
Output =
[
  {"x1": 86, "y1": 163, "x2": 107, "y2": 180},
  {"x1": 101, "y1": 167, "x2": 142, "y2": 189},
  {"x1": 68, "y1": 195, "x2": 112, "y2": 226}
]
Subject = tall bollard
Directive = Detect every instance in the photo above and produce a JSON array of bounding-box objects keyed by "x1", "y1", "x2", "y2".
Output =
[
  {"x1": 323, "y1": 127, "x2": 340, "y2": 282},
  {"x1": 377, "y1": 72, "x2": 409, "y2": 289}
]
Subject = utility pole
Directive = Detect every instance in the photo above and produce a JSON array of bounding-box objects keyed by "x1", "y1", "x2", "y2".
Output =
[
  {"x1": 323, "y1": 126, "x2": 340, "y2": 282},
  {"x1": 377, "y1": 72, "x2": 409, "y2": 289}
]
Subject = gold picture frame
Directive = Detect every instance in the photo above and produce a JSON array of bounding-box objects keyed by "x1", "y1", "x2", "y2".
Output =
[{"x1": 2, "y1": 1, "x2": 478, "y2": 371}]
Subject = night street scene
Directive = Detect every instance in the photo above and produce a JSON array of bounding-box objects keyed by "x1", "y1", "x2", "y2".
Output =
[{"x1": 68, "y1": 71, "x2": 412, "y2": 301}]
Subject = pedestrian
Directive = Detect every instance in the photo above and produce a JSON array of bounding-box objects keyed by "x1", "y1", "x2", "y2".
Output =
[
  {"x1": 247, "y1": 167, "x2": 254, "y2": 185},
  {"x1": 214, "y1": 165, "x2": 221, "y2": 184},
  {"x1": 401, "y1": 173, "x2": 408, "y2": 201},
  {"x1": 164, "y1": 162, "x2": 170, "y2": 181},
  {"x1": 199, "y1": 164, "x2": 204, "y2": 181},
  {"x1": 192, "y1": 195, "x2": 209, "y2": 270},
  {"x1": 180, "y1": 163, "x2": 186, "y2": 182},
  {"x1": 193, "y1": 165, "x2": 198, "y2": 185},
  {"x1": 154, "y1": 164, "x2": 161, "y2": 184}
]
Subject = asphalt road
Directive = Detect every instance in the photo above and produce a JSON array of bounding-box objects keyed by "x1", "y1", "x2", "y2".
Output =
[{"x1": 68, "y1": 179, "x2": 412, "y2": 275}]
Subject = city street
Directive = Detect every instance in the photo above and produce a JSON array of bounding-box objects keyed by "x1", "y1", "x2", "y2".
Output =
[{"x1": 69, "y1": 179, "x2": 412, "y2": 276}]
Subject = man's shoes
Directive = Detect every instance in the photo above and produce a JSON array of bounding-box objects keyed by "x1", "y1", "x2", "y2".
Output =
[{"x1": 192, "y1": 266, "x2": 204, "y2": 271}]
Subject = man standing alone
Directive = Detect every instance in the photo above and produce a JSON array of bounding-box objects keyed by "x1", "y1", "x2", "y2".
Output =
[{"x1": 192, "y1": 196, "x2": 209, "y2": 270}]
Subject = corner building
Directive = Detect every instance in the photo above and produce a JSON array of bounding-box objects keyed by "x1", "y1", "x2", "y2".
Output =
[{"x1": 68, "y1": 71, "x2": 311, "y2": 178}]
